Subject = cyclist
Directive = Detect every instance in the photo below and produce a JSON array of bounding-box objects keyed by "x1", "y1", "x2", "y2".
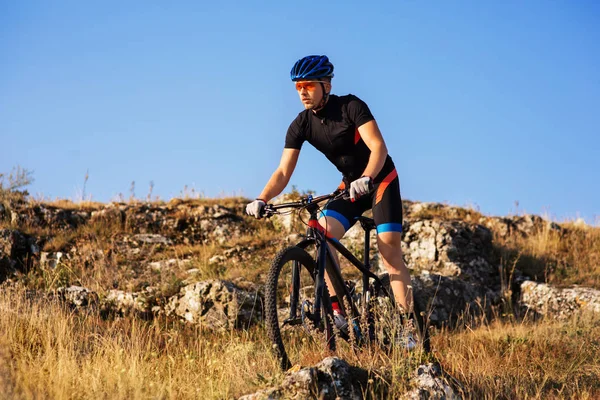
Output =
[{"x1": 246, "y1": 55, "x2": 415, "y2": 346}]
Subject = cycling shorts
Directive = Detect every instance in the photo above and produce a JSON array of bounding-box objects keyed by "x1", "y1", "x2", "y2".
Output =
[{"x1": 320, "y1": 167, "x2": 403, "y2": 235}]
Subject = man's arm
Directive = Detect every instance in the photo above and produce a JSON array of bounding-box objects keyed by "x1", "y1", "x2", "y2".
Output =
[
  {"x1": 257, "y1": 148, "x2": 300, "y2": 202},
  {"x1": 357, "y1": 120, "x2": 388, "y2": 179}
]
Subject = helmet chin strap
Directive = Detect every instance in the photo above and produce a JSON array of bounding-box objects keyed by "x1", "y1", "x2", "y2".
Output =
[{"x1": 312, "y1": 82, "x2": 330, "y2": 112}]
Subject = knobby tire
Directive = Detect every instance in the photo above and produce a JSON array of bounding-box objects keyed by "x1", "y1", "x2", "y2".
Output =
[{"x1": 265, "y1": 246, "x2": 336, "y2": 371}]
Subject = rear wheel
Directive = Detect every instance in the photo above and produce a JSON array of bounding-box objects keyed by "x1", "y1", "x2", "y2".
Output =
[{"x1": 264, "y1": 246, "x2": 336, "y2": 370}]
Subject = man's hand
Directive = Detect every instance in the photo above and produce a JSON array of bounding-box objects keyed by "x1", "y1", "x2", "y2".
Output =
[
  {"x1": 349, "y1": 176, "x2": 373, "y2": 201},
  {"x1": 245, "y1": 199, "x2": 266, "y2": 218}
]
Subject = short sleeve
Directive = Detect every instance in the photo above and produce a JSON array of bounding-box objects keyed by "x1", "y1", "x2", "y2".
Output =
[
  {"x1": 285, "y1": 114, "x2": 306, "y2": 149},
  {"x1": 346, "y1": 95, "x2": 375, "y2": 128}
]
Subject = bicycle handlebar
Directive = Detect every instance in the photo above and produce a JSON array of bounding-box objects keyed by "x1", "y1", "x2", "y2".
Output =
[{"x1": 261, "y1": 189, "x2": 349, "y2": 218}]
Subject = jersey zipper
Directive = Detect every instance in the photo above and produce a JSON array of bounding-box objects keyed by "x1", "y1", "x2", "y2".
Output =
[{"x1": 320, "y1": 117, "x2": 334, "y2": 146}]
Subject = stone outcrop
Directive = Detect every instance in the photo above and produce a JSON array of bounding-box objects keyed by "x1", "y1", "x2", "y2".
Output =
[
  {"x1": 401, "y1": 220, "x2": 501, "y2": 326},
  {"x1": 2, "y1": 198, "x2": 599, "y2": 328},
  {"x1": 5, "y1": 201, "x2": 246, "y2": 247},
  {"x1": 519, "y1": 280, "x2": 600, "y2": 318},
  {"x1": 164, "y1": 279, "x2": 262, "y2": 329},
  {"x1": 9, "y1": 205, "x2": 90, "y2": 230}
]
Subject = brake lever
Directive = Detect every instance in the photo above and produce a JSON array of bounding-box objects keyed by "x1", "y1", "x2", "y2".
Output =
[
  {"x1": 332, "y1": 190, "x2": 350, "y2": 202},
  {"x1": 260, "y1": 205, "x2": 277, "y2": 219}
]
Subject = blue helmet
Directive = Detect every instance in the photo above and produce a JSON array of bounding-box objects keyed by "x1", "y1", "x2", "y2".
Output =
[{"x1": 290, "y1": 55, "x2": 334, "y2": 81}]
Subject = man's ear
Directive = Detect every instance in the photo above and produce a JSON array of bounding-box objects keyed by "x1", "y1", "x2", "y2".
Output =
[{"x1": 324, "y1": 81, "x2": 332, "y2": 93}]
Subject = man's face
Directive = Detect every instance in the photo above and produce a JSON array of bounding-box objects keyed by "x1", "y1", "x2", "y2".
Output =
[{"x1": 295, "y1": 80, "x2": 330, "y2": 110}]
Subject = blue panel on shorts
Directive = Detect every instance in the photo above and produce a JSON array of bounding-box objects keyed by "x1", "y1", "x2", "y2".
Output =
[
  {"x1": 376, "y1": 222, "x2": 403, "y2": 234},
  {"x1": 319, "y1": 209, "x2": 351, "y2": 231}
]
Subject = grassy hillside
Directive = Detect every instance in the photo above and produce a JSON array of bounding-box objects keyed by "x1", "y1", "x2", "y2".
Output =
[{"x1": 0, "y1": 189, "x2": 599, "y2": 399}]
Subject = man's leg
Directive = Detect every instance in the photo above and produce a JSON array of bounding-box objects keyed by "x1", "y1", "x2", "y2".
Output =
[
  {"x1": 317, "y1": 216, "x2": 345, "y2": 299},
  {"x1": 377, "y1": 231, "x2": 413, "y2": 312}
]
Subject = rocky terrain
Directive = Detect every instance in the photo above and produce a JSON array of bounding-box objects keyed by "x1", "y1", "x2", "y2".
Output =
[{"x1": 1, "y1": 194, "x2": 599, "y2": 399}]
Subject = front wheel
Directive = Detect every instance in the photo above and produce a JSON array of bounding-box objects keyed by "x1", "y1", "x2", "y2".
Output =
[{"x1": 264, "y1": 246, "x2": 336, "y2": 371}]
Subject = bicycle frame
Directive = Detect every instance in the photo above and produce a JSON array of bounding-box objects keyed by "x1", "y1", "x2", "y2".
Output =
[{"x1": 287, "y1": 198, "x2": 394, "y2": 338}]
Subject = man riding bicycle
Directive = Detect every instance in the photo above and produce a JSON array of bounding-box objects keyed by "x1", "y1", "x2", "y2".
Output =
[{"x1": 246, "y1": 55, "x2": 414, "y2": 347}]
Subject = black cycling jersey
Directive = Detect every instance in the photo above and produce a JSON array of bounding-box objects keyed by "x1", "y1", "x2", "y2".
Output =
[{"x1": 285, "y1": 94, "x2": 394, "y2": 183}]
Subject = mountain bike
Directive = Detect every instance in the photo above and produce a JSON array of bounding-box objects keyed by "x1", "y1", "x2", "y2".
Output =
[{"x1": 262, "y1": 189, "x2": 430, "y2": 370}]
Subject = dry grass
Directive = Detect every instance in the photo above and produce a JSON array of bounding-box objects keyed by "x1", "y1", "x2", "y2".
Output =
[
  {"x1": 436, "y1": 315, "x2": 600, "y2": 399},
  {"x1": 33, "y1": 199, "x2": 106, "y2": 212},
  {"x1": 496, "y1": 221, "x2": 600, "y2": 289},
  {"x1": 1, "y1": 285, "x2": 598, "y2": 399},
  {"x1": 0, "y1": 285, "x2": 282, "y2": 399},
  {"x1": 167, "y1": 197, "x2": 248, "y2": 210}
]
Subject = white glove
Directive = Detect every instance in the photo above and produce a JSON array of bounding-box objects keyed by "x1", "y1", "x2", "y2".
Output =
[
  {"x1": 246, "y1": 199, "x2": 266, "y2": 218},
  {"x1": 349, "y1": 176, "x2": 373, "y2": 201}
]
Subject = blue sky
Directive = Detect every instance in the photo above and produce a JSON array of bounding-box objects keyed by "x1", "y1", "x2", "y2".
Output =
[{"x1": 1, "y1": 1, "x2": 599, "y2": 223}]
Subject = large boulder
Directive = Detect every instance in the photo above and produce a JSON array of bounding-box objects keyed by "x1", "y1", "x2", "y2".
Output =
[
  {"x1": 164, "y1": 280, "x2": 262, "y2": 329},
  {"x1": 238, "y1": 357, "x2": 374, "y2": 400}
]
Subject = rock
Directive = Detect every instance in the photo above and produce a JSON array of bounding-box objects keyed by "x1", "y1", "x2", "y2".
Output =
[
  {"x1": 14, "y1": 205, "x2": 90, "y2": 230},
  {"x1": 367, "y1": 272, "x2": 500, "y2": 327},
  {"x1": 131, "y1": 234, "x2": 172, "y2": 245},
  {"x1": 211, "y1": 204, "x2": 236, "y2": 219},
  {"x1": 403, "y1": 220, "x2": 496, "y2": 286},
  {"x1": 402, "y1": 363, "x2": 461, "y2": 400},
  {"x1": 519, "y1": 280, "x2": 600, "y2": 318},
  {"x1": 102, "y1": 288, "x2": 157, "y2": 317},
  {"x1": 55, "y1": 286, "x2": 98, "y2": 308},
  {"x1": 147, "y1": 258, "x2": 191, "y2": 272},
  {"x1": 165, "y1": 280, "x2": 262, "y2": 329},
  {"x1": 209, "y1": 255, "x2": 226, "y2": 265},
  {"x1": 480, "y1": 214, "x2": 562, "y2": 238},
  {"x1": 239, "y1": 357, "x2": 373, "y2": 400},
  {"x1": 90, "y1": 205, "x2": 125, "y2": 224},
  {"x1": 413, "y1": 272, "x2": 500, "y2": 325},
  {"x1": 40, "y1": 252, "x2": 66, "y2": 270},
  {"x1": 239, "y1": 358, "x2": 463, "y2": 400},
  {"x1": 270, "y1": 193, "x2": 309, "y2": 233},
  {"x1": 0, "y1": 229, "x2": 38, "y2": 281}
]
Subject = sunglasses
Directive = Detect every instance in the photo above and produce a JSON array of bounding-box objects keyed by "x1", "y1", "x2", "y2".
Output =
[{"x1": 295, "y1": 81, "x2": 327, "y2": 91}]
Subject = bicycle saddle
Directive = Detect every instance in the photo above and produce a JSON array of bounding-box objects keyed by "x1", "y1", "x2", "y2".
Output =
[{"x1": 356, "y1": 216, "x2": 376, "y2": 231}]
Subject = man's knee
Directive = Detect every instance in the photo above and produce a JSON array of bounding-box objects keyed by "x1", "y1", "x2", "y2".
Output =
[
  {"x1": 317, "y1": 216, "x2": 345, "y2": 240},
  {"x1": 377, "y1": 231, "x2": 403, "y2": 249}
]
